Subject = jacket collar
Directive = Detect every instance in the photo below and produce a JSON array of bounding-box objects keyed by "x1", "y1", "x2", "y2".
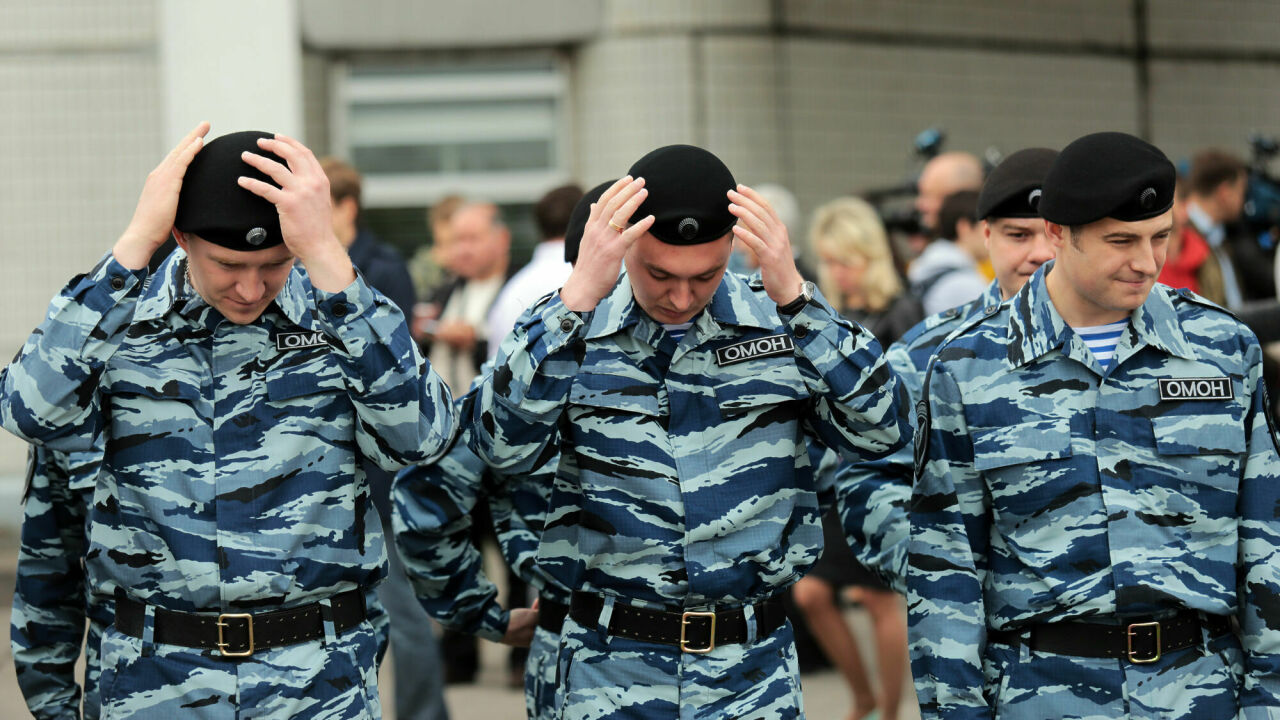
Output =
[
  {"x1": 1006, "y1": 261, "x2": 1196, "y2": 370},
  {"x1": 133, "y1": 248, "x2": 313, "y2": 329},
  {"x1": 584, "y1": 270, "x2": 777, "y2": 342}
]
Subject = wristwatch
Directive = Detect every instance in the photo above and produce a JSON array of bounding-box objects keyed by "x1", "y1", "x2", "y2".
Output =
[{"x1": 777, "y1": 280, "x2": 815, "y2": 316}]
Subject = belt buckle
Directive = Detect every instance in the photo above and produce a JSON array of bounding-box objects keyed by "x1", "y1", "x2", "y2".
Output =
[
  {"x1": 1126, "y1": 620, "x2": 1161, "y2": 664},
  {"x1": 680, "y1": 611, "x2": 716, "y2": 654},
  {"x1": 217, "y1": 612, "x2": 255, "y2": 658}
]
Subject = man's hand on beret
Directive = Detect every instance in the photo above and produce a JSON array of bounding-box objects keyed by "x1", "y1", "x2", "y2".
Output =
[
  {"x1": 113, "y1": 121, "x2": 210, "y2": 270},
  {"x1": 728, "y1": 185, "x2": 805, "y2": 305},
  {"x1": 239, "y1": 135, "x2": 355, "y2": 293},
  {"x1": 559, "y1": 176, "x2": 654, "y2": 313}
]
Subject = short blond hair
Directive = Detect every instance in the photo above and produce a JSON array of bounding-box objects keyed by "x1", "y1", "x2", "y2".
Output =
[{"x1": 810, "y1": 197, "x2": 902, "y2": 314}]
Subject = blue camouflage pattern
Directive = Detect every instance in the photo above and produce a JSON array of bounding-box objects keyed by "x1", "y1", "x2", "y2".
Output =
[
  {"x1": 835, "y1": 280, "x2": 1006, "y2": 593},
  {"x1": 12, "y1": 445, "x2": 110, "y2": 720},
  {"x1": 908, "y1": 262, "x2": 1280, "y2": 719},
  {"x1": 0, "y1": 248, "x2": 455, "y2": 718},
  {"x1": 395, "y1": 343, "x2": 570, "y2": 719},
  {"x1": 469, "y1": 270, "x2": 908, "y2": 717}
]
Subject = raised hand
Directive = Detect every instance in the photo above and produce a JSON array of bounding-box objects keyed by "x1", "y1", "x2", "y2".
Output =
[
  {"x1": 113, "y1": 122, "x2": 210, "y2": 270},
  {"x1": 558, "y1": 176, "x2": 655, "y2": 312},
  {"x1": 728, "y1": 184, "x2": 806, "y2": 305},
  {"x1": 239, "y1": 134, "x2": 355, "y2": 293}
]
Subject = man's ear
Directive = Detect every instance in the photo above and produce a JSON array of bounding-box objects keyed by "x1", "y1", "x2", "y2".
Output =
[
  {"x1": 1045, "y1": 221, "x2": 1067, "y2": 250},
  {"x1": 172, "y1": 228, "x2": 188, "y2": 251}
]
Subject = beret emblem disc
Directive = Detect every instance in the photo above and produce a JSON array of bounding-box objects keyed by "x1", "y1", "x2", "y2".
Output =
[
  {"x1": 1139, "y1": 187, "x2": 1157, "y2": 210},
  {"x1": 246, "y1": 227, "x2": 268, "y2": 246}
]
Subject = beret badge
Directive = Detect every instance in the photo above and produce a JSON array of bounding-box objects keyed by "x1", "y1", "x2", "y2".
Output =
[
  {"x1": 1139, "y1": 187, "x2": 1158, "y2": 210},
  {"x1": 246, "y1": 227, "x2": 268, "y2": 246},
  {"x1": 678, "y1": 217, "x2": 700, "y2": 240},
  {"x1": 1027, "y1": 189, "x2": 1042, "y2": 211}
]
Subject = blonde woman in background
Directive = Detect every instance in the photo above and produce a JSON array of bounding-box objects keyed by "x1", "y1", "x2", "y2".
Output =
[
  {"x1": 793, "y1": 196, "x2": 919, "y2": 720},
  {"x1": 813, "y1": 197, "x2": 922, "y2": 347}
]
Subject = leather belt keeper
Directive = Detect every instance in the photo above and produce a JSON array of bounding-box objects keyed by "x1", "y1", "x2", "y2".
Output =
[
  {"x1": 569, "y1": 591, "x2": 786, "y2": 653},
  {"x1": 538, "y1": 597, "x2": 570, "y2": 634},
  {"x1": 987, "y1": 610, "x2": 1233, "y2": 663},
  {"x1": 114, "y1": 589, "x2": 367, "y2": 658}
]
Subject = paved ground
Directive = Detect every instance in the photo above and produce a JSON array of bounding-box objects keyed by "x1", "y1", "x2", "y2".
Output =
[{"x1": 0, "y1": 531, "x2": 920, "y2": 719}]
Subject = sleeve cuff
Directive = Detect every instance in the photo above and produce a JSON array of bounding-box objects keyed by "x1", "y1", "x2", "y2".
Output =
[
  {"x1": 96, "y1": 252, "x2": 148, "y2": 298},
  {"x1": 538, "y1": 295, "x2": 590, "y2": 347},
  {"x1": 474, "y1": 602, "x2": 511, "y2": 643},
  {"x1": 313, "y1": 272, "x2": 378, "y2": 327}
]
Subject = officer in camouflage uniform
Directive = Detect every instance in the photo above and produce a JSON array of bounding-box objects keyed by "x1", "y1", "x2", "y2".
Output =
[
  {"x1": 394, "y1": 182, "x2": 607, "y2": 720},
  {"x1": 12, "y1": 445, "x2": 111, "y2": 719},
  {"x1": 0, "y1": 124, "x2": 457, "y2": 719},
  {"x1": 469, "y1": 145, "x2": 908, "y2": 718},
  {"x1": 836, "y1": 148, "x2": 1059, "y2": 592},
  {"x1": 908, "y1": 131, "x2": 1280, "y2": 718}
]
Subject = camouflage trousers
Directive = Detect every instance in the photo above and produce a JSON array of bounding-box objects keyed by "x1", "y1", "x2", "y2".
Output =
[
  {"x1": 982, "y1": 630, "x2": 1243, "y2": 719},
  {"x1": 526, "y1": 626, "x2": 559, "y2": 720},
  {"x1": 96, "y1": 598, "x2": 386, "y2": 720},
  {"x1": 552, "y1": 610, "x2": 804, "y2": 719},
  {"x1": 84, "y1": 619, "x2": 105, "y2": 719}
]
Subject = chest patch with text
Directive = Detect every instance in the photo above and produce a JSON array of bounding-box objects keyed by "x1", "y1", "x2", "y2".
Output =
[
  {"x1": 1158, "y1": 377, "x2": 1233, "y2": 401},
  {"x1": 715, "y1": 334, "x2": 795, "y2": 366},
  {"x1": 276, "y1": 330, "x2": 333, "y2": 352}
]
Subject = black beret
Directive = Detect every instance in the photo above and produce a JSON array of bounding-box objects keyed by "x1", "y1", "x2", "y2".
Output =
[
  {"x1": 626, "y1": 145, "x2": 736, "y2": 245},
  {"x1": 175, "y1": 130, "x2": 286, "y2": 252},
  {"x1": 1038, "y1": 132, "x2": 1176, "y2": 226},
  {"x1": 565, "y1": 179, "x2": 614, "y2": 265},
  {"x1": 977, "y1": 147, "x2": 1059, "y2": 220}
]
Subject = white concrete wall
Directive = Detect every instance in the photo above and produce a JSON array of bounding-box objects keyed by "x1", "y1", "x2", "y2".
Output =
[
  {"x1": 0, "y1": 0, "x2": 163, "y2": 486},
  {"x1": 160, "y1": 0, "x2": 303, "y2": 144}
]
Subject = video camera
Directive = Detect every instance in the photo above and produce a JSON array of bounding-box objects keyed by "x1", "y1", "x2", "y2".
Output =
[
  {"x1": 1244, "y1": 132, "x2": 1280, "y2": 251},
  {"x1": 859, "y1": 127, "x2": 948, "y2": 236}
]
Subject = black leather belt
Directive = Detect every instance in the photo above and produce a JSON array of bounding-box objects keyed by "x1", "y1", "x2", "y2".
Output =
[
  {"x1": 987, "y1": 610, "x2": 1233, "y2": 663},
  {"x1": 538, "y1": 597, "x2": 570, "y2": 634},
  {"x1": 569, "y1": 591, "x2": 786, "y2": 654},
  {"x1": 115, "y1": 589, "x2": 367, "y2": 659}
]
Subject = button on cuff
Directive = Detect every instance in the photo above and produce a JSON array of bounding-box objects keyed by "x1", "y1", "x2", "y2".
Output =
[
  {"x1": 559, "y1": 318, "x2": 575, "y2": 333},
  {"x1": 793, "y1": 325, "x2": 809, "y2": 339},
  {"x1": 109, "y1": 276, "x2": 126, "y2": 291},
  {"x1": 332, "y1": 302, "x2": 349, "y2": 317}
]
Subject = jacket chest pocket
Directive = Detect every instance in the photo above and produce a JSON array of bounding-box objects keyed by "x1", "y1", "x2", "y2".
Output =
[
  {"x1": 1150, "y1": 412, "x2": 1245, "y2": 497},
  {"x1": 261, "y1": 351, "x2": 349, "y2": 438},
  {"x1": 713, "y1": 360, "x2": 808, "y2": 426},
  {"x1": 974, "y1": 417, "x2": 1080, "y2": 521},
  {"x1": 105, "y1": 372, "x2": 205, "y2": 441}
]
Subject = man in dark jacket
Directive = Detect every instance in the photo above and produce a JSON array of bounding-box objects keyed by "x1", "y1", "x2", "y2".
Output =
[{"x1": 323, "y1": 157, "x2": 450, "y2": 720}]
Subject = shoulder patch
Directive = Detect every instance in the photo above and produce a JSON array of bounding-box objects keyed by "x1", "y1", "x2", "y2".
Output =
[
  {"x1": 913, "y1": 397, "x2": 930, "y2": 482},
  {"x1": 1262, "y1": 383, "x2": 1280, "y2": 456}
]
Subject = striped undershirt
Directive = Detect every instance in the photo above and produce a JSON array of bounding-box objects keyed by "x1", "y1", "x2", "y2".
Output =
[
  {"x1": 1074, "y1": 319, "x2": 1128, "y2": 372},
  {"x1": 663, "y1": 322, "x2": 693, "y2": 344}
]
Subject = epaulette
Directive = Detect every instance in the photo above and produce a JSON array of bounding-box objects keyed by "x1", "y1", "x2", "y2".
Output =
[
  {"x1": 1166, "y1": 285, "x2": 1244, "y2": 323},
  {"x1": 937, "y1": 298, "x2": 1002, "y2": 351}
]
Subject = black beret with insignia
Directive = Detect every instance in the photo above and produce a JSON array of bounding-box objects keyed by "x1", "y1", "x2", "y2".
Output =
[
  {"x1": 1038, "y1": 131, "x2": 1175, "y2": 226},
  {"x1": 564, "y1": 179, "x2": 614, "y2": 265},
  {"x1": 175, "y1": 130, "x2": 285, "y2": 252},
  {"x1": 977, "y1": 147, "x2": 1058, "y2": 220},
  {"x1": 627, "y1": 145, "x2": 737, "y2": 246}
]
